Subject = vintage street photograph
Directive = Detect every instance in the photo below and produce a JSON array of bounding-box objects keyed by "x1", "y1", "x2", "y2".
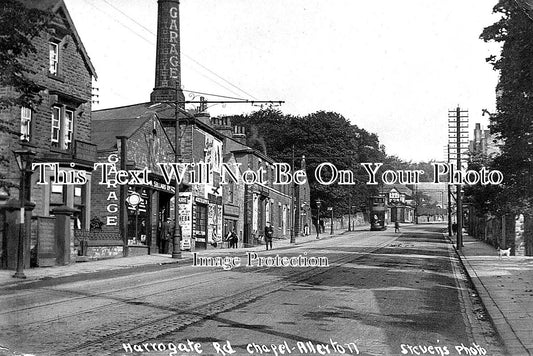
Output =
[{"x1": 0, "y1": 0, "x2": 532, "y2": 355}]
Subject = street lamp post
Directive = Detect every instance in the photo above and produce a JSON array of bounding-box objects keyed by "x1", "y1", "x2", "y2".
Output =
[
  {"x1": 348, "y1": 205, "x2": 351, "y2": 232},
  {"x1": 12, "y1": 149, "x2": 35, "y2": 279},
  {"x1": 352, "y1": 206, "x2": 357, "y2": 230},
  {"x1": 316, "y1": 199, "x2": 322, "y2": 239},
  {"x1": 327, "y1": 207, "x2": 333, "y2": 235},
  {"x1": 348, "y1": 193, "x2": 352, "y2": 232}
]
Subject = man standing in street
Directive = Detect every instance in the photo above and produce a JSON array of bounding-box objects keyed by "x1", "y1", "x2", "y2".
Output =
[
  {"x1": 161, "y1": 218, "x2": 173, "y2": 254},
  {"x1": 264, "y1": 222, "x2": 274, "y2": 250}
]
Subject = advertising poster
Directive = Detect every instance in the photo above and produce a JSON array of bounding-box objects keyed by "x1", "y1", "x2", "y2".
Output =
[{"x1": 1, "y1": 1, "x2": 532, "y2": 356}]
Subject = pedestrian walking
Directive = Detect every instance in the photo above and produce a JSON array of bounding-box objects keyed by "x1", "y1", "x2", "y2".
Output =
[
  {"x1": 264, "y1": 222, "x2": 274, "y2": 250},
  {"x1": 394, "y1": 221, "x2": 400, "y2": 233},
  {"x1": 452, "y1": 223, "x2": 458, "y2": 235},
  {"x1": 229, "y1": 229, "x2": 238, "y2": 249},
  {"x1": 161, "y1": 218, "x2": 173, "y2": 253}
]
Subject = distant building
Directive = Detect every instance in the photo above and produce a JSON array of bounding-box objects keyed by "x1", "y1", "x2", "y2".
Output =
[
  {"x1": 382, "y1": 185, "x2": 414, "y2": 223},
  {"x1": 469, "y1": 123, "x2": 500, "y2": 158}
]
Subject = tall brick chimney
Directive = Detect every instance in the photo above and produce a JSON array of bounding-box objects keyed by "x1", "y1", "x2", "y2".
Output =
[{"x1": 150, "y1": 0, "x2": 185, "y2": 105}]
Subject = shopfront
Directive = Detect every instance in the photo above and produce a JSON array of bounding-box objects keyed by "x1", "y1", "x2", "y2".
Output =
[{"x1": 223, "y1": 203, "x2": 240, "y2": 244}]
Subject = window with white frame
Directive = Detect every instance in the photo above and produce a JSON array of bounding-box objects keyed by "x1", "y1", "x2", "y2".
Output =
[
  {"x1": 20, "y1": 107, "x2": 32, "y2": 141},
  {"x1": 265, "y1": 199, "x2": 271, "y2": 224},
  {"x1": 49, "y1": 42, "x2": 59, "y2": 75},
  {"x1": 51, "y1": 105, "x2": 75, "y2": 150},
  {"x1": 64, "y1": 109, "x2": 73, "y2": 149},
  {"x1": 227, "y1": 182, "x2": 234, "y2": 203}
]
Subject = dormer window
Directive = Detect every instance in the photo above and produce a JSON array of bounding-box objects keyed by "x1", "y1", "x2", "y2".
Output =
[
  {"x1": 49, "y1": 41, "x2": 59, "y2": 75},
  {"x1": 20, "y1": 107, "x2": 32, "y2": 141}
]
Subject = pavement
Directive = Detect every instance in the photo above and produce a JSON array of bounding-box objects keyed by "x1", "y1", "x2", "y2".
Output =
[
  {"x1": 448, "y1": 230, "x2": 533, "y2": 356},
  {"x1": 2, "y1": 224, "x2": 532, "y2": 355}
]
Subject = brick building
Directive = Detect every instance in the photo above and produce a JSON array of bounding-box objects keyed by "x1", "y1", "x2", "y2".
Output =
[
  {"x1": 89, "y1": 105, "x2": 177, "y2": 257},
  {"x1": 1, "y1": 0, "x2": 97, "y2": 268}
]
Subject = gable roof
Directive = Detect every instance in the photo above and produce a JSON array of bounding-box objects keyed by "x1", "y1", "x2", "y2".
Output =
[
  {"x1": 92, "y1": 111, "x2": 155, "y2": 150},
  {"x1": 18, "y1": 0, "x2": 97, "y2": 79},
  {"x1": 383, "y1": 184, "x2": 412, "y2": 196},
  {"x1": 92, "y1": 102, "x2": 192, "y2": 151}
]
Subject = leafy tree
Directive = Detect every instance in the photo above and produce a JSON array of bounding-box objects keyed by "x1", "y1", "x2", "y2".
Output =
[
  {"x1": 227, "y1": 108, "x2": 445, "y2": 219},
  {"x1": 227, "y1": 110, "x2": 386, "y2": 216},
  {"x1": 0, "y1": 0, "x2": 52, "y2": 108},
  {"x1": 0, "y1": 0, "x2": 52, "y2": 191},
  {"x1": 480, "y1": 0, "x2": 533, "y2": 213}
]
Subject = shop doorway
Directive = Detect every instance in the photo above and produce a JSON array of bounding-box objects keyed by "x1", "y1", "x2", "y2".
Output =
[
  {"x1": 194, "y1": 203, "x2": 208, "y2": 249},
  {"x1": 157, "y1": 192, "x2": 172, "y2": 253}
]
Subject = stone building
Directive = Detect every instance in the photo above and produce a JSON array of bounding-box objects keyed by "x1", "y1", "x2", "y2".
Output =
[
  {"x1": 0, "y1": 0, "x2": 97, "y2": 268},
  {"x1": 469, "y1": 123, "x2": 500, "y2": 158},
  {"x1": 215, "y1": 119, "x2": 292, "y2": 245}
]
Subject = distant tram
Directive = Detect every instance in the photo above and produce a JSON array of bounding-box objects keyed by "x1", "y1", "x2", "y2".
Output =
[{"x1": 369, "y1": 196, "x2": 387, "y2": 231}]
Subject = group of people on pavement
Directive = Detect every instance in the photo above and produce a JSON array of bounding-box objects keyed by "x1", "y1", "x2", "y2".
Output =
[
  {"x1": 224, "y1": 229, "x2": 239, "y2": 248},
  {"x1": 160, "y1": 219, "x2": 278, "y2": 253}
]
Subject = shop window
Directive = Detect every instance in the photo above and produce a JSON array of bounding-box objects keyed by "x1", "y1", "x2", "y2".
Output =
[
  {"x1": 195, "y1": 204, "x2": 207, "y2": 238},
  {"x1": 20, "y1": 107, "x2": 32, "y2": 141},
  {"x1": 127, "y1": 188, "x2": 148, "y2": 245},
  {"x1": 51, "y1": 105, "x2": 74, "y2": 150}
]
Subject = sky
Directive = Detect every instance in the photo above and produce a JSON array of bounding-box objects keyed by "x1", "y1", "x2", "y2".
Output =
[{"x1": 65, "y1": 0, "x2": 502, "y2": 163}]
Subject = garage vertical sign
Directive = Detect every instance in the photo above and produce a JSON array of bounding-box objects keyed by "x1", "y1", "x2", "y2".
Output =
[{"x1": 150, "y1": 0, "x2": 185, "y2": 104}]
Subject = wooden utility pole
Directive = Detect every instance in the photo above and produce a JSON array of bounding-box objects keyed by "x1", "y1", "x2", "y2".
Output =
[
  {"x1": 448, "y1": 106, "x2": 468, "y2": 251},
  {"x1": 172, "y1": 84, "x2": 182, "y2": 259},
  {"x1": 290, "y1": 145, "x2": 295, "y2": 244},
  {"x1": 447, "y1": 144, "x2": 452, "y2": 237}
]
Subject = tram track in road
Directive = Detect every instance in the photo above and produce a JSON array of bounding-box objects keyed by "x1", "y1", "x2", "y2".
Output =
[
  {"x1": 0, "y1": 270, "x2": 218, "y2": 325},
  {"x1": 55, "y1": 231, "x2": 402, "y2": 356},
  {"x1": 0, "y1": 231, "x2": 382, "y2": 322}
]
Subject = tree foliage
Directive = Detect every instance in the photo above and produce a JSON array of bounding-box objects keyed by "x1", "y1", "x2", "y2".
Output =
[
  {"x1": 0, "y1": 0, "x2": 52, "y2": 109},
  {"x1": 225, "y1": 109, "x2": 438, "y2": 217},
  {"x1": 480, "y1": 0, "x2": 533, "y2": 213},
  {"x1": 0, "y1": 0, "x2": 52, "y2": 191}
]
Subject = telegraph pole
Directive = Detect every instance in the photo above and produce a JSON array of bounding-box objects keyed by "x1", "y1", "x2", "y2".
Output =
[
  {"x1": 290, "y1": 145, "x2": 295, "y2": 244},
  {"x1": 448, "y1": 106, "x2": 468, "y2": 251},
  {"x1": 172, "y1": 84, "x2": 182, "y2": 259},
  {"x1": 447, "y1": 144, "x2": 452, "y2": 237}
]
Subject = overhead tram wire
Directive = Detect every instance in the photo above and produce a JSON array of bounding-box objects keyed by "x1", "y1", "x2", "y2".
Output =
[
  {"x1": 81, "y1": 0, "x2": 154, "y2": 44},
  {"x1": 88, "y1": 0, "x2": 258, "y2": 101},
  {"x1": 82, "y1": 1, "x2": 255, "y2": 106},
  {"x1": 182, "y1": 90, "x2": 248, "y2": 101}
]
